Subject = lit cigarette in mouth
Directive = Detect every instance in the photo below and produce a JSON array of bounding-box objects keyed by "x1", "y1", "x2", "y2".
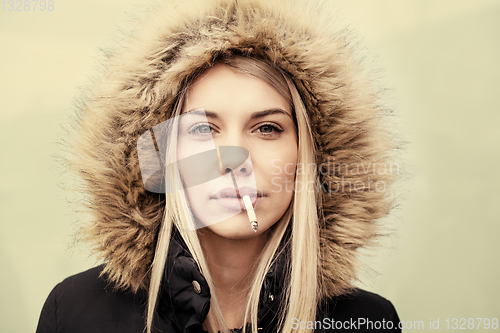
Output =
[
  {"x1": 242, "y1": 195, "x2": 258, "y2": 232},
  {"x1": 217, "y1": 146, "x2": 258, "y2": 232}
]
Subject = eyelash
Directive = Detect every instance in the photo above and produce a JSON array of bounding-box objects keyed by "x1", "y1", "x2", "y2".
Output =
[
  {"x1": 187, "y1": 122, "x2": 284, "y2": 138},
  {"x1": 256, "y1": 123, "x2": 283, "y2": 137},
  {"x1": 188, "y1": 123, "x2": 213, "y2": 137}
]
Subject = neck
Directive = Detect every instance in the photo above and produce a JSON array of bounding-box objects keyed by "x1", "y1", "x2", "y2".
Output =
[{"x1": 198, "y1": 228, "x2": 269, "y2": 329}]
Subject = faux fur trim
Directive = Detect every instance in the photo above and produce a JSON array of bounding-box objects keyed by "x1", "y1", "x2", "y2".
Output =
[{"x1": 70, "y1": 0, "x2": 396, "y2": 295}]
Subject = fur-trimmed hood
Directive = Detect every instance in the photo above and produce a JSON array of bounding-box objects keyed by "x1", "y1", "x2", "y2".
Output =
[{"x1": 71, "y1": 0, "x2": 395, "y2": 296}]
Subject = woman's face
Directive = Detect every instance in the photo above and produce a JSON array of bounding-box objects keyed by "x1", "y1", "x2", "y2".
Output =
[{"x1": 177, "y1": 64, "x2": 297, "y2": 239}]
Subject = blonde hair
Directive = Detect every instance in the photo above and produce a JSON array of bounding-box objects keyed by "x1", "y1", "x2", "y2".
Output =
[{"x1": 147, "y1": 56, "x2": 320, "y2": 333}]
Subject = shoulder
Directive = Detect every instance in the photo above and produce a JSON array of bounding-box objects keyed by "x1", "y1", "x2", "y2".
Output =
[
  {"x1": 50, "y1": 265, "x2": 107, "y2": 294},
  {"x1": 318, "y1": 288, "x2": 401, "y2": 332},
  {"x1": 324, "y1": 288, "x2": 398, "y2": 317},
  {"x1": 36, "y1": 266, "x2": 148, "y2": 333},
  {"x1": 49, "y1": 265, "x2": 140, "y2": 302}
]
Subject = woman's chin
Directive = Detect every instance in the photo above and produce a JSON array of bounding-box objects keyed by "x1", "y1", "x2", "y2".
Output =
[{"x1": 198, "y1": 213, "x2": 266, "y2": 240}]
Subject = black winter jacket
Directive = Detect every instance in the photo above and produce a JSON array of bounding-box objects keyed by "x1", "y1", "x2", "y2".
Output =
[{"x1": 36, "y1": 236, "x2": 401, "y2": 333}]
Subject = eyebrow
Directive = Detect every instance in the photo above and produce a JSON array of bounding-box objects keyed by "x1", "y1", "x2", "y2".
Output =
[{"x1": 186, "y1": 108, "x2": 293, "y2": 119}]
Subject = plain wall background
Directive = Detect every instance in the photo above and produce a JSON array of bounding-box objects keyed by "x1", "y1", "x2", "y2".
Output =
[{"x1": 1, "y1": 0, "x2": 499, "y2": 331}]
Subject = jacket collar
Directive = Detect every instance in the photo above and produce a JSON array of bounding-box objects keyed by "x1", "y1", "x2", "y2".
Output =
[{"x1": 158, "y1": 229, "x2": 289, "y2": 333}]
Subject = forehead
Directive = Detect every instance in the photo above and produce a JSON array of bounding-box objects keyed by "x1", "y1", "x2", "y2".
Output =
[{"x1": 182, "y1": 64, "x2": 292, "y2": 116}]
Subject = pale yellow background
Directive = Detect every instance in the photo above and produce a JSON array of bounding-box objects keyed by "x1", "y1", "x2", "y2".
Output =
[{"x1": 1, "y1": 1, "x2": 499, "y2": 332}]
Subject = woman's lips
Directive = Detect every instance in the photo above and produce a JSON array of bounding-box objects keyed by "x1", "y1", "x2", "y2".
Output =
[
  {"x1": 211, "y1": 187, "x2": 263, "y2": 211},
  {"x1": 212, "y1": 196, "x2": 262, "y2": 211}
]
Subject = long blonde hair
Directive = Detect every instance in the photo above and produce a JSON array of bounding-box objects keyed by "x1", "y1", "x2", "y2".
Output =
[{"x1": 146, "y1": 56, "x2": 320, "y2": 333}]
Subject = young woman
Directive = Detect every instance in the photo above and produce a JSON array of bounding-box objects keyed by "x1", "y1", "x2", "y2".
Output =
[{"x1": 36, "y1": 0, "x2": 400, "y2": 332}]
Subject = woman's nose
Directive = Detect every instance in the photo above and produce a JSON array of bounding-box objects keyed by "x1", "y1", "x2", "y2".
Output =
[
  {"x1": 217, "y1": 145, "x2": 254, "y2": 177},
  {"x1": 216, "y1": 129, "x2": 245, "y2": 148}
]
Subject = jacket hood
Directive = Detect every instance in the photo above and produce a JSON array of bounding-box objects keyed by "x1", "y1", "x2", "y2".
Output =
[{"x1": 70, "y1": 0, "x2": 395, "y2": 295}]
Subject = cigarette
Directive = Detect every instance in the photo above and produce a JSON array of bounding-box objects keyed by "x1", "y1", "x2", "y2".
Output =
[
  {"x1": 243, "y1": 195, "x2": 258, "y2": 232},
  {"x1": 219, "y1": 146, "x2": 258, "y2": 232}
]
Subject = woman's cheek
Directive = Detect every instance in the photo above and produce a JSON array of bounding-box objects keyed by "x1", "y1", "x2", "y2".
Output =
[{"x1": 268, "y1": 159, "x2": 296, "y2": 194}]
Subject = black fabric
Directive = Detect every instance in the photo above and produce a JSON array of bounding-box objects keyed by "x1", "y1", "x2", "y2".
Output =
[
  {"x1": 36, "y1": 237, "x2": 401, "y2": 333},
  {"x1": 318, "y1": 290, "x2": 401, "y2": 332},
  {"x1": 158, "y1": 236, "x2": 211, "y2": 333}
]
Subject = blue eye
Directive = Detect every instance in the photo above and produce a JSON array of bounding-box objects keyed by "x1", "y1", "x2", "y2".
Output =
[{"x1": 189, "y1": 123, "x2": 213, "y2": 137}]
